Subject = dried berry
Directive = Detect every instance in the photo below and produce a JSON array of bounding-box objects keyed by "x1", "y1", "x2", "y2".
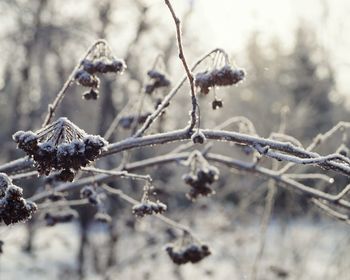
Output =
[
  {"x1": 74, "y1": 70, "x2": 100, "y2": 88},
  {"x1": 183, "y1": 166, "x2": 219, "y2": 200},
  {"x1": 0, "y1": 173, "x2": 37, "y2": 225},
  {"x1": 212, "y1": 99, "x2": 223, "y2": 110},
  {"x1": 81, "y1": 57, "x2": 126, "y2": 75},
  {"x1": 145, "y1": 70, "x2": 171, "y2": 94},
  {"x1": 191, "y1": 131, "x2": 206, "y2": 144},
  {"x1": 83, "y1": 88, "x2": 99, "y2": 100},
  {"x1": 195, "y1": 66, "x2": 245, "y2": 94},
  {"x1": 132, "y1": 200, "x2": 167, "y2": 218},
  {"x1": 13, "y1": 117, "x2": 108, "y2": 180},
  {"x1": 165, "y1": 243, "x2": 211, "y2": 265},
  {"x1": 82, "y1": 59, "x2": 96, "y2": 74}
]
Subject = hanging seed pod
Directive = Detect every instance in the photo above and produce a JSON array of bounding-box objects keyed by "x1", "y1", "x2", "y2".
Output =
[
  {"x1": 13, "y1": 117, "x2": 108, "y2": 180},
  {"x1": 0, "y1": 173, "x2": 37, "y2": 225},
  {"x1": 145, "y1": 70, "x2": 171, "y2": 95},
  {"x1": 195, "y1": 65, "x2": 245, "y2": 94}
]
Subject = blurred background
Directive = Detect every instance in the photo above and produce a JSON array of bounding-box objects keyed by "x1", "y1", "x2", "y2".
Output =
[{"x1": 0, "y1": 0, "x2": 350, "y2": 279}]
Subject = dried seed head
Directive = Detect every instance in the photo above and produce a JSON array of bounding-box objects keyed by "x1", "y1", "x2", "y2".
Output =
[
  {"x1": 0, "y1": 173, "x2": 37, "y2": 225},
  {"x1": 83, "y1": 88, "x2": 99, "y2": 100},
  {"x1": 75, "y1": 70, "x2": 100, "y2": 88},
  {"x1": 132, "y1": 200, "x2": 167, "y2": 218},
  {"x1": 13, "y1": 117, "x2": 108, "y2": 180},
  {"x1": 183, "y1": 165, "x2": 219, "y2": 201},
  {"x1": 212, "y1": 99, "x2": 223, "y2": 110},
  {"x1": 195, "y1": 65, "x2": 245, "y2": 94},
  {"x1": 145, "y1": 70, "x2": 171, "y2": 94},
  {"x1": 165, "y1": 242, "x2": 211, "y2": 265}
]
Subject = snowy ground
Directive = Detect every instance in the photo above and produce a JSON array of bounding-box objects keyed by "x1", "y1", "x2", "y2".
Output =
[{"x1": 0, "y1": 204, "x2": 349, "y2": 280}]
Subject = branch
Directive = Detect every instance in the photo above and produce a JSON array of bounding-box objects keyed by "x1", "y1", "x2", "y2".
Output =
[
  {"x1": 164, "y1": 0, "x2": 197, "y2": 131},
  {"x1": 42, "y1": 39, "x2": 107, "y2": 127}
]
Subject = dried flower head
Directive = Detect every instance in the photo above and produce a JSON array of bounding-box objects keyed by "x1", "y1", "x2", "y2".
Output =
[
  {"x1": 145, "y1": 70, "x2": 171, "y2": 94},
  {"x1": 132, "y1": 200, "x2": 167, "y2": 218},
  {"x1": 83, "y1": 88, "x2": 99, "y2": 100},
  {"x1": 0, "y1": 173, "x2": 37, "y2": 225},
  {"x1": 195, "y1": 65, "x2": 245, "y2": 94},
  {"x1": 183, "y1": 153, "x2": 220, "y2": 200},
  {"x1": 165, "y1": 233, "x2": 211, "y2": 265},
  {"x1": 13, "y1": 117, "x2": 108, "y2": 180},
  {"x1": 212, "y1": 99, "x2": 223, "y2": 110},
  {"x1": 75, "y1": 41, "x2": 126, "y2": 100},
  {"x1": 132, "y1": 183, "x2": 167, "y2": 217}
]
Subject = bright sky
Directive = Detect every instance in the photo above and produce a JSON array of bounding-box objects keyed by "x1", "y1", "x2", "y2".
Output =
[{"x1": 184, "y1": 0, "x2": 350, "y2": 94}]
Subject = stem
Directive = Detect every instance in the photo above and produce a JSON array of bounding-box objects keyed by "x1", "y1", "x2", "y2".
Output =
[
  {"x1": 42, "y1": 39, "x2": 107, "y2": 127},
  {"x1": 164, "y1": 0, "x2": 197, "y2": 131}
]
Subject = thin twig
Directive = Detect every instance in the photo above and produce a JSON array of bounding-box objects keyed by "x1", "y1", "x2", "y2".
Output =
[
  {"x1": 164, "y1": 0, "x2": 197, "y2": 131},
  {"x1": 101, "y1": 184, "x2": 193, "y2": 233},
  {"x1": 42, "y1": 39, "x2": 107, "y2": 127}
]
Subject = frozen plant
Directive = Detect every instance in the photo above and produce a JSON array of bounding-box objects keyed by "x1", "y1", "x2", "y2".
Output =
[
  {"x1": 132, "y1": 184, "x2": 167, "y2": 217},
  {"x1": 75, "y1": 41, "x2": 126, "y2": 100},
  {"x1": 165, "y1": 232, "x2": 211, "y2": 265},
  {"x1": 182, "y1": 152, "x2": 220, "y2": 200},
  {"x1": 0, "y1": 173, "x2": 37, "y2": 225},
  {"x1": 145, "y1": 69, "x2": 171, "y2": 94},
  {"x1": 195, "y1": 65, "x2": 245, "y2": 94},
  {"x1": 13, "y1": 117, "x2": 108, "y2": 180}
]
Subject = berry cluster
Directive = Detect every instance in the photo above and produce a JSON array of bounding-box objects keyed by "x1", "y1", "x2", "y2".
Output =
[
  {"x1": 145, "y1": 70, "x2": 171, "y2": 94},
  {"x1": 13, "y1": 117, "x2": 108, "y2": 181},
  {"x1": 195, "y1": 65, "x2": 245, "y2": 94},
  {"x1": 44, "y1": 209, "x2": 78, "y2": 226},
  {"x1": 0, "y1": 173, "x2": 37, "y2": 225},
  {"x1": 132, "y1": 200, "x2": 167, "y2": 218},
  {"x1": 165, "y1": 243, "x2": 211, "y2": 265},
  {"x1": 183, "y1": 165, "x2": 219, "y2": 200},
  {"x1": 212, "y1": 99, "x2": 223, "y2": 110},
  {"x1": 75, "y1": 53, "x2": 126, "y2": 100}
]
